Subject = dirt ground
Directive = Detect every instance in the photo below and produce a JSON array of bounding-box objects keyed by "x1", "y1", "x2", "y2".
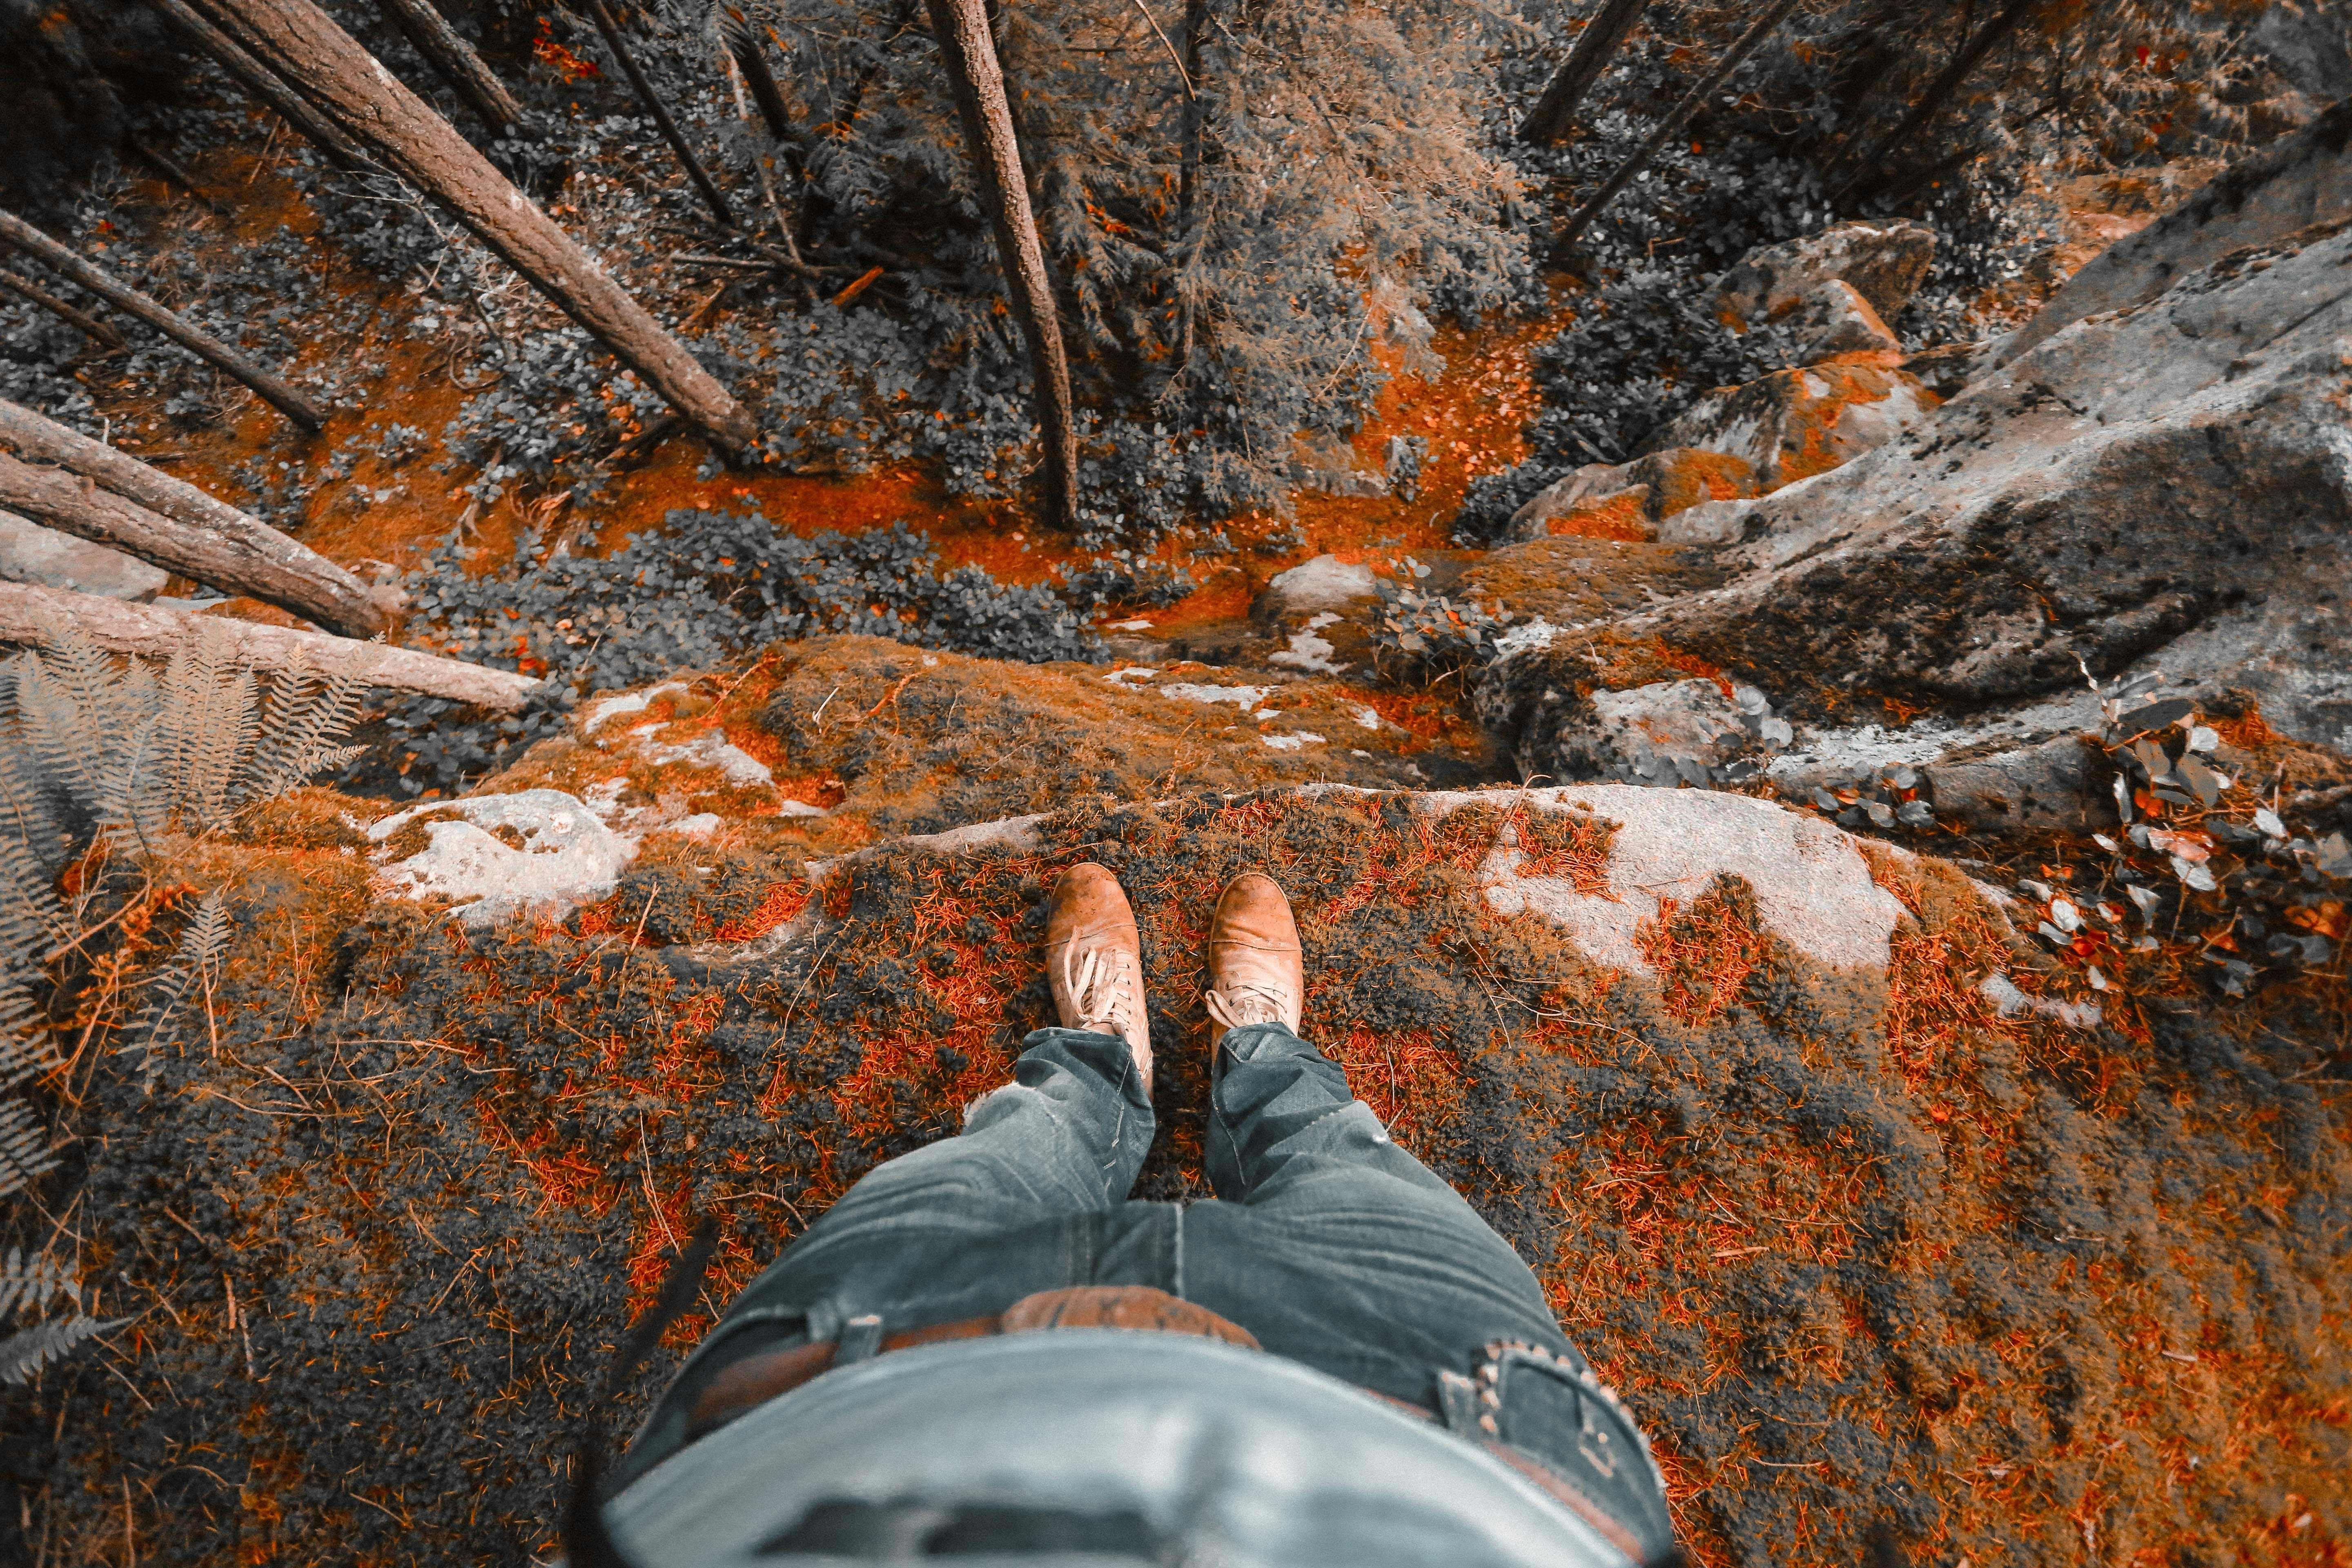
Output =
[{"x1": 10, "y1": 781, "x2": 2345, "y2": 1567}]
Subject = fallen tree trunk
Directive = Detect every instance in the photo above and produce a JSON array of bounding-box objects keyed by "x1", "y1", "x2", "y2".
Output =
[
  {"x1": 372, "y1": 0, "x2": 526, "y2": 135},
  {"x1": 0, "y1": 267, "x2": 125, "y2": 348},
  {"x1": 156, "y1": 0, "x2": 374, "y2": 172},
  {"x1": 923, "y1": 0, "x2": 1080, "y2": 532},
  {"x1": 1518, "y1": 0, "x2": 1647, "y2": 146},
  {"x1": 718, "y1": 5, "x2": 803, "y2": 156},
  {"x1": 189, "y1": 0, "x2": 756, "y2": 457},
  {"x1": 0, "y1": 210, "x2": 329, "y2": 432},
  {"x1": 0, "y1": 580, "x2": 540, "y2": 711},
  {"x1": 0, "y1": 429, "x2": 393, "y2": 639},
  {"x1": 587, "y1": 0, "x2": 734, "y2": 228}
]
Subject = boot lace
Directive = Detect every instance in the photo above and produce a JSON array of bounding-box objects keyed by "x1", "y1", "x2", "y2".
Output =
[
  {"x1": 1063, "y1": 944, "x2": 1143, "y2": 1041},
  {"x1": 1204, "y1": 982, "x2": 1290, "y2": 1031}
]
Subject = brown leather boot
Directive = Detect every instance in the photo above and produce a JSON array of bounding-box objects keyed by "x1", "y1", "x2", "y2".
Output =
[
  {"x1": 1045, "y1": 862, "x2": 1151, "y2": 1091},
  {"x1": 1204, "y1": 872, "x2": 1303, "y2": 1041}
]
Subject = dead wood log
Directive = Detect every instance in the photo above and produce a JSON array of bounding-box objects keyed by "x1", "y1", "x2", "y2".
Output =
[
  {"x1": 0, "y1": 267, "x2": 125, "y2": 348},
  {"x1": 371, "y1": 0, "x2": 527, "y2": 135},
  {"x1": 0, "y1": 209, "x2": 328, "y2": 432},
  {"x1": 0, "y1": 580, "x2": 539, "y2": 711},
  {"x1": 586, "y1": 0, "x2": 735, "y2": 228},
  {"x1": 156, "y1": 0, "x2": 375, "y2": 172},
  {"x1": 189, "y1": 0, "x2": 757, "y2": 457},
  {"x1": 923, "y1": 0, "x2": 1080, "y2": 532},
  {"x1": 0, "y1": 405, "x2": 393, "y2": 638},
  {"x1": 1518, "y1": 0, "x2": 1648, "y2": 146}
]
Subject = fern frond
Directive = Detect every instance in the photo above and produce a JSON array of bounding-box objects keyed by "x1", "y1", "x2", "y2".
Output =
[
  {"x1": 243, "y1": 657, "x2": 316, "y2": 805},
  {"x1": 0, "y1": 1247, "x2": 79, "y2": 1319},
  {"x1": 11, "y1": 660, "x2": 111, "y2": 825},
  {"x1": 243, "y1": 661, "x2": 366, "y2": 805},
  {"x1": 0, "y1": 1096, "x2": 56, "y2": 1201},
  {"x1": 120, "y1": 890, "x2": 228, "y2": 1092},
  {"x1": 149, "y1": 632, "x2": 205, "y2": 834},
  {"x1": 187, "y1": 666, "x2": 257, "y2": 831},
  {"x1": 0, "y1": 1312, "x2": 118, "y2": 1385},
  {"x1": 0, "y1": 999, "x2": 60, "y2": 1092}
]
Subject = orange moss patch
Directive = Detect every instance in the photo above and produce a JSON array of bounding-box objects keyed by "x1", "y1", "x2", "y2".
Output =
[
  {"x1": 1581, "y1": 629, "x2": 1731, "y2": 697},
  {"x1": 712, "y1": 880, "x2": 813, "y2": 942},
  {"x1": 1428, "y1": 797, "x2": 1618, "y2": 898},
  {"x1": 1323, "y1": 1026, "x2": 1466, "y2": 1154},
  {"x1": 1635, "y1": 878, "x2": 1766, "y2": 1028},
  {"x1": 1645, "y1": 448, "x2": 1757, "y2": 518}
]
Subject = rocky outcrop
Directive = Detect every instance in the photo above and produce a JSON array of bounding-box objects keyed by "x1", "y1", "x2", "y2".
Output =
[
  {"x1": 1639, "y1": 359, "x2": 1940, "y2": 492},
  {"x1": 2002, "y1": 95, "x2": 2352, "y2": 361},
  {"x1": 1477, "y1": 207, "x2": 2352, "y2": 793}
]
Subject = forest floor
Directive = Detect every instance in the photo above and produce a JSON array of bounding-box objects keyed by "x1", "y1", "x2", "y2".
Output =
[
  {"x1": 73, "y1": 141, "x2": 1558, "y2": 648},
  {"x1": 11, "y1": 110, "x2": 2351, "y2": 1568}
]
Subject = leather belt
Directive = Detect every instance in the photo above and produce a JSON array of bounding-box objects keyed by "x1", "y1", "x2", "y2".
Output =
[{"x1": 687, "y1": 1286, "x2": 1262, "y2": 1437}]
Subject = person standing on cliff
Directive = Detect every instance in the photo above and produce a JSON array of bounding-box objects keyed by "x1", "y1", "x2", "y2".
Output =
[{"x1": 569, "y1": 864, "x2": 1681, "y2": 1568}]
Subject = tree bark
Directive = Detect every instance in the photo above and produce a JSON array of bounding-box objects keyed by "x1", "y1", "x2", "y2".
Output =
[
  {"x1": 0, "y1": 209, "x2": 328, "y2": 432},
  {"x1": 1178, "y1": 0, "x2": 1208, "y2": 226},
  {"x1": 372, "y1": 0, "x2": 527, "y2": 136},
  {"x1": 1554, "y1": 0, "x2": 1805, "y2": 254},
  {"x1": 923, "y1": 0, "x2": 1080, "y2": 532},
  {"x1": 587, "y1": 0, "x2": 735, "y2": 227},
  {"x1": 0, "y1": 267, "x2": 125, "y2": 348},
  {"x1": 0, "y1": 401, "x2": 394, "y2": 638},
  {"x1": 157, "y1": 0, "x2": 374, "y2": 172},
  {"x1": 187, "y1": 0, "x2": 757, "y2": 456},
  {"x1": 1518, "y1": 0, "x2": 1648, "y2": 146},
  {"x1": 0, "y1": 580, "x2": 540, "y2": 711},
  {"x1": 1832, "y1": 0, "x2": 2042, "y2": 203}
]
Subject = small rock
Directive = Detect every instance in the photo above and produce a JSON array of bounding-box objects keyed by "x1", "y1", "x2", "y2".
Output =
[
  {"x1": 1772, "y1": 279, "x2": 1902, "y2": 363},
  {"x1": 1926, "y1": 734, "x2": 2115, "y2": 835},
  {"x1": 1509, "y1": 448, "x2": 1758, "y2": 541},
  {"x1": 1255, "y1": 554, "x2": 1378, "y2": 622},
  {"x1": 1716, "y1": 219, "x2": 1938, "y2": 330},
  {"x1": 369, "y1": 788, "x2": 639, "y2": 927},
  {"x1": 0, "y1": 509, "x2": 169, "y2": 600}
]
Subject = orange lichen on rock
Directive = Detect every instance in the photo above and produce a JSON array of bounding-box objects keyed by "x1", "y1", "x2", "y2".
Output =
[
  {"x1": 1547, "y1": 488, "x2": 1653, "y2": 541},
  {"x1": 1642, "y1": 447, "x2": 1758, "y2": 519}
]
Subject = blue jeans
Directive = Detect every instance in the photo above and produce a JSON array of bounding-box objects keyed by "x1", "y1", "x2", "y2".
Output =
[{"x1": 615, "y1": 1022, "x2": 1583, "y2": 1488}]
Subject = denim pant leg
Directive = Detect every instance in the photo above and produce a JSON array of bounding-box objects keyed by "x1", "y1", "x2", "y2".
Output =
[
  {"x1": 614, "y1": 1028, "x2": 1153, "y2": 1486},
  {"x1": 1183, "y1": 1022, "x2": 1582, "y2": 1407}
]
